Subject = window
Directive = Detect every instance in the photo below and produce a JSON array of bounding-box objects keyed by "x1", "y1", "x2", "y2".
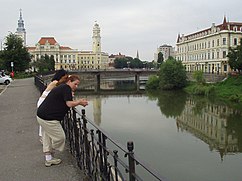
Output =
[
  {"x1": 234, "y1": 38, "x2": 238, "y2": 45},
  {"x1": 212, "y1": 40, "x2": 214, "y2": 47},
  {"x1": 224, "y1": 65, "x2": 227, "y2": 71},
  {"x1": 223, "y1": 51, "x2": 226, "y2": 58},
  {"x1": 217, "y1": 52, "x2": 219, "y2": 58},
  {"x1": 217, "y1": 39, "x2": 220, "y2": 46},
  {"x1": 223, "y1": 38, "x2": 226, "y2": 45}
]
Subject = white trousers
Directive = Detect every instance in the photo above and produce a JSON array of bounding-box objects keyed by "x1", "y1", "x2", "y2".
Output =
[{"x1": 37, "y1": 116, "x2": 66, "y2": 153}]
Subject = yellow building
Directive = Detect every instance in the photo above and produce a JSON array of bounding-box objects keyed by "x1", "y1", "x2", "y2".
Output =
[
  {"x1": 27, "y1": 22, "x2": 109, "y2": 71},
  {"x1": 176, "y1": 17, "x2": 242, "y2": 74}
]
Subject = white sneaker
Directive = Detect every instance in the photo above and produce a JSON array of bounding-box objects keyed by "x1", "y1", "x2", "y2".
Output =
[{"x1": 45, "y1": 158, "x2": 62, "y2": 167}]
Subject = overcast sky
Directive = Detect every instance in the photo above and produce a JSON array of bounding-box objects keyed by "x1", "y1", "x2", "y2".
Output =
[{"x1": 0, "y1": 0, "x2": 241, "y2": 61}]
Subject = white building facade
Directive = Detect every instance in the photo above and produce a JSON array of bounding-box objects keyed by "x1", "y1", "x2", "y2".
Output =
[{"x1": 176, "y1": 17, "x2": 242, "y2": 74}]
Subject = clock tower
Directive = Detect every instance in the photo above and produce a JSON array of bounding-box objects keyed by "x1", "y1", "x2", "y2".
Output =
[{"x1": 92, "y1": 22, "x2": 101, "y2": 53}]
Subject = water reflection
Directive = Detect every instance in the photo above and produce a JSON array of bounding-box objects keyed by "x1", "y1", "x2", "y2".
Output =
[
  {"x1": 75, "y1": 79, "x2": 242, "y2": 180},
  {"x1": 146, "y1": 90, "x2": 242, "y2": 158},
  {"x1": 146, "y1": 90, "x2": 187, "y2": 118},
  {"x1": 176, "y1": 96, "x2": 242, "y2": 160},
  {"x1": 77, "y1": 86, "x2": 242, "y2": 159},
  {"x1": 93, "y1": 97, "x2": 101, "y2": 126}
]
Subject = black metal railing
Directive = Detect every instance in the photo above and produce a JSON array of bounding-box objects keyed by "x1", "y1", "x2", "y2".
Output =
[
  {"x1": 63, "y1": 108, "x2": 167, "y2": 181},
  {"x1": 34, "y1": 75, "x2": 47, "y2": 94},
  {"x1": 34, "y1": 74, "x2": 167, "y2": 181}
]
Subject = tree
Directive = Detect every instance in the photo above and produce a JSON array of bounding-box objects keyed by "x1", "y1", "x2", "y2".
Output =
[
  {"x1": 227, "y1": 38, "x2": 242, "y2": 72},
  {"x1": 114, "y1": 58, "x2": 127, "y2": 68},
  {"x1": 157, "y1": 52, "x2": 164, "y2": 64},
  {"x1": 0, "y1": 33, "x2": 31, "y2": 72},
  {"x1": 33, "y1": 54, "x2": 55, "y2": 73},
  {"x1": 159, "y1": 57, "x2": 187, "y2": 90}
]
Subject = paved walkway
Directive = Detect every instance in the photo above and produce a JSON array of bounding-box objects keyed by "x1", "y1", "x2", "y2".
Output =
[{"x1": 0, "y1": 78, "x2": 88, "y2": 181}]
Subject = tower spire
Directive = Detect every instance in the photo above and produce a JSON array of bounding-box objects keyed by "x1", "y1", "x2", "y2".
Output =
[
  {"x1": 16, "y1": 9, "x2": 26, "y2": 46},
  {"x1": 136, "y1": 50, "x2": 139, "y2": 59}
]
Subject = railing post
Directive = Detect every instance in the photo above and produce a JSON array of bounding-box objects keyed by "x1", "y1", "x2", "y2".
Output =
[
  {"x1": 113, "y1": 150, "x2": 119, "y2": 181},
  {"x1": 102, "y1": 134, "x2": 108, "y2": 178},
  {"x1": 82, "y1": 109, "x2": 91, "y2": 175},
  {"x1": 97, "y1": 130, "x2": 104, "y2": 175},
  {"x1": 127, "y1": 141, "x2": 135, "y2": 181}
]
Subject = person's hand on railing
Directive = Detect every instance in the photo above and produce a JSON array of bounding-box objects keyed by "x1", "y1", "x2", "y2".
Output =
[{"x1": 78, "y1": 99, "x2": 88, "y2": 107}]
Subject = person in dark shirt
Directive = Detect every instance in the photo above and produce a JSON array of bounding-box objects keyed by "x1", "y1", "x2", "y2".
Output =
[
  {"x1": 37, "y1": 69, "x2": 67, "y2": 143},
  {"x1": 37, "y1": 74, "x2": 88, "y2": 167}
]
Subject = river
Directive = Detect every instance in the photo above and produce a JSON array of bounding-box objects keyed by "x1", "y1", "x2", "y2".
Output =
[{"x1": 75, "y1": 79, "x2": 242, "y2": 181}]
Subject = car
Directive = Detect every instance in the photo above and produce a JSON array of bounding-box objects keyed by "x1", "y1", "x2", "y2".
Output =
[{"x1": 0, "y1": 75, "x2": 12, "y2": 85}]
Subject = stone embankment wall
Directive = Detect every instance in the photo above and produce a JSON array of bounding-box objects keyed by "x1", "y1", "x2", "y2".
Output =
[{"x1": 186, "y1": 72, "x2": 227, "y2": 83}]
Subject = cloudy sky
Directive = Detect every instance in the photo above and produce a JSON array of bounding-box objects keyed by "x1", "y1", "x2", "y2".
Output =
[{"x1": 0, "y1": 0, "x2": 241, "y2": 61}]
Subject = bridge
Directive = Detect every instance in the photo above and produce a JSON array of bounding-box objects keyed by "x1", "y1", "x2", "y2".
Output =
[{"x1": 69, "y1": 69, "x2": 159, "y2": 91}]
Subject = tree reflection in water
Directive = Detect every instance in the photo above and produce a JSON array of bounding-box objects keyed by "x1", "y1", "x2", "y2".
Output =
[
  {"x1": 147, "y1": 90, "x2": 242, "y2": 157},
  {"x1": 146, "y1": 90, "x2": 187, "y2": 118}
]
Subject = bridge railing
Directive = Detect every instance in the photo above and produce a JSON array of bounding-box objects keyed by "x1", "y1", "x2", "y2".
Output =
[
  {"x1": 34, "y1": 74, "x2": 167, "y2": 181},
  {"x1": 34, "y1": 75, "x2": 47, "y2": 94}
]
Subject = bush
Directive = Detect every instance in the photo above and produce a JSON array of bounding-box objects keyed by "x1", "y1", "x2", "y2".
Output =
[
  {"x1": 159, "y1": 58, "x2": 187, "y2": 90},
  {"x1": 193, "y1": 70, "x2": 205, "y2": 84},
  {"x1": 187, "y1": 84, "x2": 215, "y2": 96},
  {"x1": 146, "y1": 75, "x2": 160, "y2": 90},
  {"x1": 228, "y1": 94, "x2": 240, "y2": 102},
  {"x1": 14, "y1": 72, "x2": 36, "y2": 79}
]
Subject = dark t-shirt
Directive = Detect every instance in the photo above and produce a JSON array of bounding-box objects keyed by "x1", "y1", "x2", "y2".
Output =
[{"x1": 37, "y1": 84, "x2": 73, "y2": 121}]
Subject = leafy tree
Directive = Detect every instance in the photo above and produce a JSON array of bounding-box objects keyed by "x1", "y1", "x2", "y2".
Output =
[
  {"x1": 0, "y1": 33, "x2": 31, "y2": 72},
  {"x1": 227, "y1": 38, "x2": 242, "y2": 72},
  {"x1": 130, "y1": 58, "x2": 143, "y2": 68},
  {"x1": 157, "y1": 52, "x2": 164, "y2": 64},
  {"x1": 114, "y1": 58, "x2": 127, "y2": 68},
  {"x1": 146, "y1": 75, "x2": 160, "y2": 90},
  {"x1": 33, "y1": 54, "x2": 55, "y2": 73},
  {"x1": 159, "y1": 57, "x2": 187, "y2": 90}
]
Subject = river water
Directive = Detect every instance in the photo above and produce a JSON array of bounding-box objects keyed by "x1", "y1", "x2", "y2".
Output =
[{"x1": 75, "y1": 79, "x2": 242, "y2": 181}]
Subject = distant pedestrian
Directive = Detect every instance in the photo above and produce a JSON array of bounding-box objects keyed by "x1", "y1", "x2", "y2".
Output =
[
  {"x1": 10, "y1": 71, "x2": 14, "y2": 79},
  {"x1": 37, "y1": 69, "x2": 67, "y2": 144},
  {"x1": 36, "y1": 74, "x2": 88, "y2": 167}
]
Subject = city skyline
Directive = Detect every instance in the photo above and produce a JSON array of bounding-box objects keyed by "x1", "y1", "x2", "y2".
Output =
[{"x1": 0, "y1": 0, "x2": 241, "y2": 61}]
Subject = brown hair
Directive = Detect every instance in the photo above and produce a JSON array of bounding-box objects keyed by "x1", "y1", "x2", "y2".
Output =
[{"x1": 56, "y1": 74, "x2": 80, "y2": 86}]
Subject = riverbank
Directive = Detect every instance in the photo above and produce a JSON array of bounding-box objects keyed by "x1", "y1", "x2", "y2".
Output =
[{"x1": 184, "y1": 75, "x2": 242, "y2": 103}]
